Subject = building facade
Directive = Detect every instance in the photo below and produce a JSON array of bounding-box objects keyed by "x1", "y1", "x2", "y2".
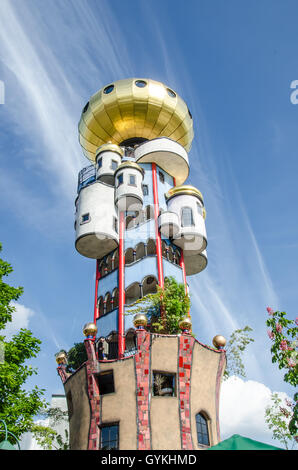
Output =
[{"x1": 56, "y1": 78, "x2": 226, "y2": 450}]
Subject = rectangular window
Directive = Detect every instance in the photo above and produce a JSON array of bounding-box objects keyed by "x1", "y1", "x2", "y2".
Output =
[
  {"x1": 142, "y1": 184, "x2": 149, "y2": 196},
  {"x1": 97, "y1": 157, "x2": 102, "y2": 169},
  {"x1": 197, "y1": 202, "x2": 203, "y2": 217},
  {"x1": 114, "y1": 217, "x2": 118, "y2": 234},
  {"x1": 111, "y1": 160, "x2": 118, "y2": 170},
  {"x1": 96, "y1": 370, "x2": 115, "y2": 395},
  {"x1": 100, "y1": 423, "x2": 119, "y2": 450},
  {"x1": 81, "y1": 213, "x2": 90, "y2": 224},
  {"x1": 159, "y1": 171, "x2": 165, "y2": 184},
  {"x1": 181, "y1": 207, "x2": 194, "y2": 227},
  {"x1": 129, "y1": 174, "x2": 136, "y2": 186},
  {"x1": 117, "y1": 173, "x2": 123, "y2": 187},
  {"x1": 153, "y1": 371, "x2": 176, "y2": 397}
]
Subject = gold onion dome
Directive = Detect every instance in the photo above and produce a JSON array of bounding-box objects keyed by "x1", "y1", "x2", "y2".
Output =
[
  {"x1": 212, "y1": 335, "x2": 227, "y2": 349},
  {"x1": 133, "y1": 313, "x2": 148, "y2": 328},
  {"x1": 179, "y1": 316, "x2": 192, "y2": 331},
  {"x1": 165, "y1": 185, "x2": 204, "y2": 205},
  {"x1": 78, "y1": 78, "x2": 194, "y2": 162},
  {"x1": 55, "y1": 350, "x2": 67, "y2": 365},
  {"x1": 83, "y1": 322, "x2": 98, "y2": 337}
]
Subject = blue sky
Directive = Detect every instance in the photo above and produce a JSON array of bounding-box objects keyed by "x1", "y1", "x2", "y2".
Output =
[{"x1": 0, "y1": 0, "x2": 297, "y2": 447}]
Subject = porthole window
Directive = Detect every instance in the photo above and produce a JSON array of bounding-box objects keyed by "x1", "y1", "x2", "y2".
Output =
[
  {"x1": 167, "y1": 88, "x2": 176, "y2": 98},
  {"x1": 135, "y1": 80, "x2": 147, "y2": 88},
  {"x1": 104, "y1": 84, "x2": 114, "y2": 94}
]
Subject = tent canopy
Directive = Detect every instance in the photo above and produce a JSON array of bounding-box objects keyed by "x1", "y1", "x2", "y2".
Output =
[{"x1": 208, "y1": 434, "x2": 284, "y2": 450}]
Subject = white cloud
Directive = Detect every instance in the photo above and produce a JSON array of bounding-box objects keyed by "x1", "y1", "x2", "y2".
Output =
[
  {"x1": 2, "y1": 301, "x2": 35, "y2": 340},
  {"x1": 219, "y1": 376, "x2": 294, "y2": 448}
]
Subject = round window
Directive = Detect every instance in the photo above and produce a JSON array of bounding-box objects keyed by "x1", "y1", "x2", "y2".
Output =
[
  {"x1": 83, "y1": 101, "x2": 89, "y2": 113},
  {"x1": 166, "y1": 88, "x2": 176, "y2": 98},
  {"x1": 103, "y1": 84, "x2": 114, "y2": 94},
  {"x1": 135, "y1": 80, "x2": 147, "y2": 88}
]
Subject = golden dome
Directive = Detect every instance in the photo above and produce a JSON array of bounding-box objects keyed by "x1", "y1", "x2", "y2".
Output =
[
  {"x1": 96, "y1": 142, "x2": 124, "y2": 158},
  {"x1": 55, "y1": 350, "x2": 67, "y2": 365},
  {"x1": 133, "y1": 313, "x2": 148, "y2": 328},
  {"x1": 179, "y1": 316, "x2": 192, "y2": 331},
  {"x1": 78, "y1": 78, "x2": 194, "y2": 162},
  {"x1": 83, "y1": 322, "x2": 98, "y2": 337},
  {"x1": 212, "y1": 335, "x2": 227, "y2": 349},
  {"x1": 114, "y1": 160, "x2": 144, "y2": 175},
  {"x1": 165, "y1": 185, "x2": 204, "y2": 204}
]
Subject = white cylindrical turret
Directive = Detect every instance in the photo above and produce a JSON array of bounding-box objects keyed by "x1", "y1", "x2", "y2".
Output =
[
  {"x1": 114, "y1": 161, "x2": 144, "y2": 211},
  {"x1": 158, "y1": 211, "x2": 180, "y2": 238},
  {"x1": 166, "y1": 186, "x2": 207, "y2": 255},
  {"x1": 184, "y1": 250, "x2": 208, "y2": 276},
  {"x1": 95, "y1": 143, "x2": 123, "y2": 186},
  {"x1": 75, "y1": 182, "x2": 119, "y2": 259}
]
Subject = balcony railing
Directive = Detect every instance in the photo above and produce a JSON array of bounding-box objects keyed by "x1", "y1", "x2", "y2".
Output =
[{"x1": 77, "y1": 164, "x2": 96, "y2": 193}]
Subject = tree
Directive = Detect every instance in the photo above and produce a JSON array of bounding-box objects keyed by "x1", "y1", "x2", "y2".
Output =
[
  {"x1": 31, "y1": 406, "x2": 69, "y2": 450},
  {"x1": 66, "y1": 342, "x2": 87, "y2": 373},
  {"x1": 265, "y1": 308, "x2": 298, "y2": 445},
  {"x1": 265, "y1": 393, "x2": 296, "y2": 450},
  {"x1": 0, "y1": 243, "x2": 46, "y2": 441},
  {"x1": 223, "y1": 326, "x2": 254, "y2": 379},
  {"x1": 126, "y1": 276, "x2": 190, "y2": 334}
]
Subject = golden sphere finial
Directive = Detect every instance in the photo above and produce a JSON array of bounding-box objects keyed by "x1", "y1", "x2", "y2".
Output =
[
  {"x1": 179, "y1": 316, "x2": 192, "y2": 332},
  {"x1": 55, "y1": 350, "x2": 67, "y2": 365},
  {"x1": 83, "y1": 322, "x2": 98, "y2": 337},
  {"x1": 212, "y1": 335, "x2": 226, "y2": 349},
  {"x1": 133, "y1": 313, "x2": 148, "y2": 329}
]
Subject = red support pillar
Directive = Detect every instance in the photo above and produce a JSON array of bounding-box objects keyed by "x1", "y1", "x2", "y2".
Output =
[
  {"x1": 151, "y1": 163, "x2": 164, "y2": 288},
  {"x1": 93, "y1": 260, "x2": 101, "y2": 324},
  {"x1": 118, "y1": 211, "x2": 125, "y2": 358}
]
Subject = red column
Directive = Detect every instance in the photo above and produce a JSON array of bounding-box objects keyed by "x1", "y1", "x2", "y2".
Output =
[
  {"x1": 118, "y1": 211, "x2": 125, "y2": 358},
  {"x1": 93, "y1": 260, "x2": 101, "y2": 324},
  {"x1": 151, "y1": 163, "x2": 164, "y2": 288}
]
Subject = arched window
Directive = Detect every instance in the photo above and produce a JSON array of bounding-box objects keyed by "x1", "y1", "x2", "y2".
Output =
[
  {"x1": 147, "y1": 239, "x2": 156, "y2": 256},
  {"x1": 112, "y1": 288, "x2": 119, "y2": 310},
  {"x1": 125, "y1": 282, "x2": 140, "y2": 305},
  {"x1": 195, "y1": 412, "x2": 210, "y2": 446},
  {"x1": 113, "y1": 249, "x2": 119, "y2": 270},
  {"x1": 181, "y1": 207, "x2": 194, "y2": 227},
  {"x1": 106, "y1": 255, "x2": 112, "y2": 273},
  {"x1": 105, "y1": 292, "x2": 112, "y2": 314},
  {"x1": 125, "y1": 248, "x2": 134, "y2": 265},
  {"x1": 142, "y1": 276, "x2": 158, "y2": 296},
  {"x1": 135, "y1": 242, "x2": 145, "y2": 261},
  {"x1": 98, "y1": 296, "x2": 104, "y2": 317}
]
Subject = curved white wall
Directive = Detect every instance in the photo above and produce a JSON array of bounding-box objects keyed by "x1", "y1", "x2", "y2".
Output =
[
  {"x1": 75, "y1": 182, "x2": 119, "y2": 259},
  {"x1": 96, "y1": 150, "x2": 122, "y2": 185},
  {"x1": 115, "y1": 167, "x2": 144, "y2": 211}
]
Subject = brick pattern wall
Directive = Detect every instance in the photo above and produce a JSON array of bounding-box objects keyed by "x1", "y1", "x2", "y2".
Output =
[
  {"x1": 215, "y1": 350, "x2": 226, "y2": 442},
  {"x1": 84, "y1": 339, "x2": 101, "y2": 450},
  {"x1": 57, "y1": 364, "x2": 69, "y2": 383},
  {"x1": 178, "y1": 334, "x2": 195, "y2": 450},
  {"x1": 135, "y1": 329, "x2": 151, "y2": 450}
]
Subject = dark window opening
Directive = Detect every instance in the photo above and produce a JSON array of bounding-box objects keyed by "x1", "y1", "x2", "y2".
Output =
[
  {"x1": 114, "y1": 217, "x2": 118, "y2": 234},
  {"x1": 181, "y1": 207, "x2": 194, "y2": 227},
  {"x1": 135, "y1": 80, "x2": 147, "y2": 88},
  {"x1": 196, "y1": 413, "x2": 210, "y2": 447},
  {"x1": 117, "y1": 173, "x2": 123, "y2": 187},
  {"x1": 83, "y1": 102, "x2": 89, "y2": 113},
  {"x1": 104, "y1": 84, "x2": 114, "y2": 94},
  {"x1": 159, "y1": 171, "x2": 165, "y2": 184},
  {"x1": 153, "y1": 372, "x2": 176, "y2": 397},
  {"x1": 96, "y1": 370, "x2": 115, "y2": 395},
  {"x1": 97, "y1": 157, "x2": 102, "y2": 169},
  {"x1": 100, "y1": 423, "x2": 119, "y2": 450},
  {"x1": 81, "y1": 213, "x2": 90, "y2": 224}
]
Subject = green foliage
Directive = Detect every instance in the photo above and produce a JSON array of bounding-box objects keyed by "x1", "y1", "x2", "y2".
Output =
[
  {"x1": 31, "y1": 407, "x2": 69, "y2": 450},
  {"x1": 266, "y1": 309, "x2": 297, "y2": 387},
  {"x1": 223, "y1": 326, "x2": 254, "y2": 380},
  {"x1": 66, "y1": 342, "x2": 87, "y2": 372},
  {"x1": 265, "y1": 393, "x2": 297, "y2": 450},
  {"x1": 126, "y1": 277, "x2": 190, "y2": 334},
  {"x1": 0, "y1": 243, "x2": 46, "y2": 441}
]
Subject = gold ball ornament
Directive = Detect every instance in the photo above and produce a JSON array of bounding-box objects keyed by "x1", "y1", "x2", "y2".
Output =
[
  {"x1": 55, "y1": 350, "x2": 67, "y2": 365},
  {"x1": 212, "y1": 335, "x2": 227, "y2": 349},
  {"x1": 179, "y1": 316, "x2": 192, "y2": 331},
  {"x1": 133, "y1": 313, "x2": 148, "y2": 328},
  {"x1": 83, "y1": 322, "x2": 98, "y2": 337}
]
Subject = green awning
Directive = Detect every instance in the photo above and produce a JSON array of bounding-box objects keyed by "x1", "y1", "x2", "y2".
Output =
[{"x1": 208, "y1": 434, "x2": 284, "y2": 450}]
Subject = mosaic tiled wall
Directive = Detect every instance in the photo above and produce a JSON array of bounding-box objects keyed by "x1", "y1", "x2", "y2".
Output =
[
  {"x1": 178, "y1": 334, "x2": 195, "y2": 449},
  {"x1": 84, "y1": 339, "x2": 101, "y2": 450}
]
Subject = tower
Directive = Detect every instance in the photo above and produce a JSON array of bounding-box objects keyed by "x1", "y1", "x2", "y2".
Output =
[{"x1": 56, "y1": 78, "x2": 226, "y2": 450}]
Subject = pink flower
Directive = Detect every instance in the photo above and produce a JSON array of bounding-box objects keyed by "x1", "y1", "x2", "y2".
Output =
[
  {"x1": 287, "y1": 357, "x2": 296, "y2": 368},
  {"x1": 275, "y1": 323, "x2": 283, "y2": 333},
  {"x1": 267, "y1": 329, "x2": 275, "y2": 340},
  {"x1": 267, "y1": 307, "x2": 274, "y2": 315},
  {"x1": 280, "y1": 340, "x2": 288, "y2": 351}
]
